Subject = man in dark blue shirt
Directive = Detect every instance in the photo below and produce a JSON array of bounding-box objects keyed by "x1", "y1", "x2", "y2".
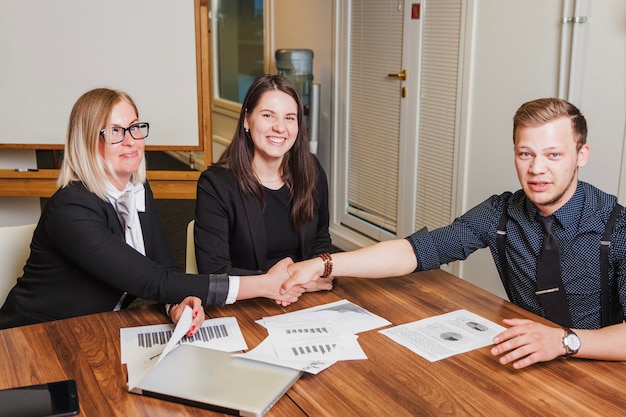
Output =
[{"x1": 283, "y1": 98, "x2": 626, "y2": 369}]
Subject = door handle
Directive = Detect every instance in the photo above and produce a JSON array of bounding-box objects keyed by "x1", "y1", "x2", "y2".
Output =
[{"x1": 387, "y1": 69, "x2": 407, "y2": 81}]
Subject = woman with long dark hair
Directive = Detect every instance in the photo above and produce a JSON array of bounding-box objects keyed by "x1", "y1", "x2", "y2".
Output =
[{"x1": 195, "y1": 75, "x2": 333, "y2": 291}]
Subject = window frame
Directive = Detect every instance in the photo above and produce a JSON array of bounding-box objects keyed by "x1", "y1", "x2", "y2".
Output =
[{"x1": 209, "y1": 0, "x2": 274, "y2": 118}]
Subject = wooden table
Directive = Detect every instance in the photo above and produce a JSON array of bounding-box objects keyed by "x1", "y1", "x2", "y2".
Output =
[{"x1": 1, "y1": 269, "x2": 624, "y2": 416}]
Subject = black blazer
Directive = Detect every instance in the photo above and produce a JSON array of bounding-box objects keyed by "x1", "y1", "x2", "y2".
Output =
[
  {"x1": 0, "y1": 181, "x2": 228, "y2": 329},
  {"x1": 194, "y1": 158, "x2": 332, "y2": 276}
]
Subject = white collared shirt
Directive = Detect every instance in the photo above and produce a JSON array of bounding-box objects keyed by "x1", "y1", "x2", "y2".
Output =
[{"x1": 106, "y1": 181, "x2": 146, "y2": 310}]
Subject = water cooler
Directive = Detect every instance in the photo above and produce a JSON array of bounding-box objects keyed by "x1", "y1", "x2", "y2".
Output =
[{"x1": 275, "y1": 49, "x2": 320, "y2": 154}]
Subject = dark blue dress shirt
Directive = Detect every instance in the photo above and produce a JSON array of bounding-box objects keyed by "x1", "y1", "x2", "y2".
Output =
[{"x1": 406, "y1": 181, "x2": 626, "y2": 329}]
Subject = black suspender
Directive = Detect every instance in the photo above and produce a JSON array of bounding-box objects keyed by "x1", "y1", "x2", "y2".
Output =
[
  {"x1": 496, "y1": 201, "x2": 623, "y2": 328},
  {"x1": 600, "y1": 203, "x2": 623, "y2": 327},
  {"x1": 496, "y1": 211, "x2": 515, "y2": 304}
]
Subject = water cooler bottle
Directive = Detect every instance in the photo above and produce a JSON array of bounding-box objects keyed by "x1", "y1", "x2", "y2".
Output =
[{"x1": 275, "y1": 49, "x2": 320, "y2": 154}]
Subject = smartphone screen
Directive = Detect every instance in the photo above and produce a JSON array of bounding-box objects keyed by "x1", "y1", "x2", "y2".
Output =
[{"x1": 0, "y1": 380, "x2": 79, "y2": 417}]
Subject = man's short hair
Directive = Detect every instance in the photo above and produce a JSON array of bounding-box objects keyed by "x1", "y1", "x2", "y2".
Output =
[{"x1": 513, "y1": 98, "x2": 587, "y2": 150}]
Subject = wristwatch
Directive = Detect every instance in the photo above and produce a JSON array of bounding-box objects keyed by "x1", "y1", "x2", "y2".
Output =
[{"x1": 562, "y1": 327, "x2": 581, "y2": 356}]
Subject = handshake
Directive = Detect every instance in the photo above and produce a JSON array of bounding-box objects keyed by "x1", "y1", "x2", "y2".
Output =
[
  {"x1": 266, "y1": 256, "x2": 335, "y2": 306},
  {"x1": 172, "y1": 255, "x2": 335, "y2": 336}
]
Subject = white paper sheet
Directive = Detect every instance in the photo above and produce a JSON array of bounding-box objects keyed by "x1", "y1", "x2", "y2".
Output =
[
  {"x1": 120, "y1": 307, "x2": 247, "y2": 389},
  {"x1": 380, "y1": 309, "x2": 506, "y2": 362},
  {"x1": 235, "y1": 337, "x2": 345, "y2": 375},
  {"x1": 257, "y1": 299, "x2": 391, "y2": 334},
  {"x1": 237, "y1": 300, "x2": 379, "y2": 373}
]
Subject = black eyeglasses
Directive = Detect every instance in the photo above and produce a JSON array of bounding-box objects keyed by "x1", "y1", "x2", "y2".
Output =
[{"x1": 99, "y1": 122, "x2": 150, "y2": 144}]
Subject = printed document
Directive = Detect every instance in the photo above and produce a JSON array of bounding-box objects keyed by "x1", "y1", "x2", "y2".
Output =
[
  {"x1": 238, "y1": 299, "x2": 390, "y2": 374},
  {"x1": 380, "y1": 309, "x2": 506, "y2": 362},
  {"x1": 120, "y1": 307, "x2": 247, "y2": 389},
  {"x1": 257, "y1": 299, "x2": 391, "y2": 334}
]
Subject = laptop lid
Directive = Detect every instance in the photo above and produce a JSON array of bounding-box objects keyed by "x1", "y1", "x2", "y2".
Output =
[{"x1": 130, "y1": 344, "x2": 301, "y2": 417}]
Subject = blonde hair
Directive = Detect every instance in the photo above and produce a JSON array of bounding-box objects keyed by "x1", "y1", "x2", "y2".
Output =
[
  {"x1": 58, "y1": 88, "x2": 146, "y2": 199},
  {"x1": 513, "y1": 97, "x2": 587, "y2": 150}
]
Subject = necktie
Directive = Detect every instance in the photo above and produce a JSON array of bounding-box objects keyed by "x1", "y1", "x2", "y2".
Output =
[
  {"x1": 116, "y1": 190, "x2": 136, "y2": 231},
  {"x1": 113, "y1": 184, "x2": 146, "y2": 311},
  {"x1": 114, "y1": 184, "x2": 146, "y2": 256},
  {"x1": 116, "y1": 191, "x2": 135, "y2": 230},
  {"x1": 535, "y1": 215, "x2": 572, "y2": 327}
]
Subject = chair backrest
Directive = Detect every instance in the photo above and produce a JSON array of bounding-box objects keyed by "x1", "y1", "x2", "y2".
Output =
[
  {"x1": 0, "y1": 223, "x2": 36, "y2": 304},
  {"x1": 186, "y1": 219, "x2": 198, "y2": 274}
]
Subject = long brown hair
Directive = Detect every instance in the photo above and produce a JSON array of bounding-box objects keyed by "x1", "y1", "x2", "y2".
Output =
[{"x1": 216, "y1": 74, "x2": 317, "y2": 230}]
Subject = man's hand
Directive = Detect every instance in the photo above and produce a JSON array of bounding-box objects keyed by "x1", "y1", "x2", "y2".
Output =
[{"x1": 491, "y1": 318, "x2": 566, "y2": 369}]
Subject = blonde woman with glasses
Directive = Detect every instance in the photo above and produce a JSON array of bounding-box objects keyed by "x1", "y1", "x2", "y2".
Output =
[{"x1": 0, "y1": 88, "x2": 307, "y2": 331}]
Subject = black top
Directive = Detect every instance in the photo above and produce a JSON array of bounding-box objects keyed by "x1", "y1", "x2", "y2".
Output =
[
  {"x1": 263, "y1": 185, "x2": 300, "y2": 269},
  {"x1": 195, "y1": 156, "x2": 332, "y2": 276}
]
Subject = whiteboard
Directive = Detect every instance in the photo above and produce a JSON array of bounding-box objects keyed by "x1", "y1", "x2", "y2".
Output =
[{"x1": 0, "y1": 0, "x2": 199, "y2": 147}]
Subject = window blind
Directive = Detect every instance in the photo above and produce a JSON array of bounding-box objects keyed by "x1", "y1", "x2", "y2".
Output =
[
  {"x1": 415, "y1": 0, "x2": 462, "y2": 230},
  {"x1": 346, "y1": 0, "x2": 404, "y2": 234}
]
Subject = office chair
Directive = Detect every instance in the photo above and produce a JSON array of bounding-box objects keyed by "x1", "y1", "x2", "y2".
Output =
[
  {"x1": 186, "y1": 220, "x2": 198, "y2": 274},
  {"x1": 0, "y1": 223, "x2": 36, "y2": 304}
]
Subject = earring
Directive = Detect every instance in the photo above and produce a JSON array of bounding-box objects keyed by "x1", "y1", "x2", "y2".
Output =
[{"x1": 244, "y1": 128, "x2": 249, "y2": 133}]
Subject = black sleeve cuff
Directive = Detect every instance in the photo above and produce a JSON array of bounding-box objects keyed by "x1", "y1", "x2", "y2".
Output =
[{"x1": 205, "y1": 273, "x2": 230, "y2": 306}]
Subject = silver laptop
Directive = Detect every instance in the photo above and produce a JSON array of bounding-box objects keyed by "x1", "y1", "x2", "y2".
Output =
[{"x1": 130, "y1": 344, "x2": 301, "y2": 417}]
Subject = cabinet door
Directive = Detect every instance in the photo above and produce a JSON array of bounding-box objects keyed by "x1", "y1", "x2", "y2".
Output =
[
  {"x1": 572, "y1": 0, "x2": 626, "y2": 198},
  {"x1": 461, "y1": 0, "x2": 566, "y2": 202}
]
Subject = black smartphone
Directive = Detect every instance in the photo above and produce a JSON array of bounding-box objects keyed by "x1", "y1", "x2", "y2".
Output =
[{"x1": 0, "y1": 380, "x2": 79, "y2": 417}]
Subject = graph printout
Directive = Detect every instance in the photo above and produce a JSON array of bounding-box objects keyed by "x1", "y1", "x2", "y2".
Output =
[{"x1": 380, "y1": 309, "x2": 506, "y2": 362}]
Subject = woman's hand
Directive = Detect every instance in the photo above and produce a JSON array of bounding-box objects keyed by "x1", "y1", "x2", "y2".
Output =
[
  {"x1": 169, "y1": 296, "x2": 205, "y2": 337},
  {"x1": 281, "y1": 258, "x2": 323, "y2": 295}
]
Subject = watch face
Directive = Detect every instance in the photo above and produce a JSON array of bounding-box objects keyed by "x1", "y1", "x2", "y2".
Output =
[{"x1": 565, "y1": 334, "x2": 581, "y2": 352}]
